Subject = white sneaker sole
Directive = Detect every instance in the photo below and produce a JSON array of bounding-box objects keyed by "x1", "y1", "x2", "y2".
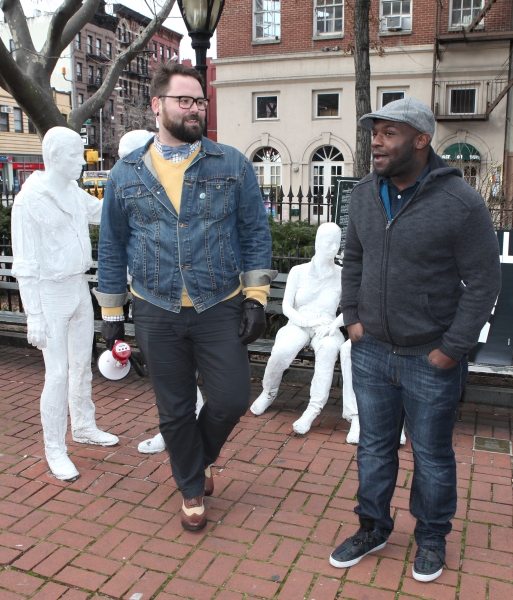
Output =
[
  {"x1": 412, "y1": 566, "x2": 443, "y2": 582},
  {"x1": 329, "y1": 541, "x2": 387, "y2": 568},
  {"x1": 72, "y1": 436, "x2": 118, "y2": 446}
]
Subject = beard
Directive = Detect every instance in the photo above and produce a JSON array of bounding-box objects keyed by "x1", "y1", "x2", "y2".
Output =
[
  {"x1": 161, "y1": 108, "x2": 205, "y2": 144},
  {"x1": 373, "y1": 137, "x2": 417, "y2": 178}
]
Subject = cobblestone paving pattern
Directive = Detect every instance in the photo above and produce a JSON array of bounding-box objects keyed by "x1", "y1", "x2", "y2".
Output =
[{"x1": 0, "y1": 346, "x2": 512, "y2": 599}]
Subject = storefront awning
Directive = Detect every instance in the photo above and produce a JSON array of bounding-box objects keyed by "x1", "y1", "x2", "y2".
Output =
[{"x1": 441, "y1": 143, "x2": 481, "y2": 162}]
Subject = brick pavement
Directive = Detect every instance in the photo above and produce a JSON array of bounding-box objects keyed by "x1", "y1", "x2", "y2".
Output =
[{"x1": 0, "y1": 346, "x2": 512, "y2": 599}]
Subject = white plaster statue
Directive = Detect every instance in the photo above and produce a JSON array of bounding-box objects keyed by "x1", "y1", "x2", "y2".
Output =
[
  {"x1": 340, "y1": 339, "x2": 406, "y2": 445},
  {"x1": 11, "y1": 126, "x2": 118, "y2": 481},
  {"x1": 251, "y1": 222, "x2": 345, "y2": 434},
  {"x1": 118, "y1": 129, "x2": 154, "y2": 160},
  {"x1": 114, "y1": 130, "x2": 206, "y2": 456}
]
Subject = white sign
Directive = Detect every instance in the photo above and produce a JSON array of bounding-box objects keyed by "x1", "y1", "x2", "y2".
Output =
[{"x1": 81, "y1": 135, "x2": 88, "y2": 146}]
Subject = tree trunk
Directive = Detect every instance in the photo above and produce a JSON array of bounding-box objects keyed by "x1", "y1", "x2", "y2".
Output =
[{"x1": 353, "y1": 0, "x2": 372, "y2": 179}]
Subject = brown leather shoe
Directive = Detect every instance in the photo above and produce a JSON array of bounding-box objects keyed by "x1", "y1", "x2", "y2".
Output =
[
  {"x1": 181, "y1": 494, "x2": 206, "y2": 531},
  {"x1": 204, "y1": 465, "x2": 214, "y2": 497}
]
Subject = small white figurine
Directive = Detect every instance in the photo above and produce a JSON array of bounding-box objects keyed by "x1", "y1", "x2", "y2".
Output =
[
  {"x1": 11, "y1": 127, "x2": 118, "y2": 481},
  {"x1": 251, "y1": 223, "x2": 345, "y2": 434},
  {"x1": 340, "y1": 339, "x2": 406, "y2": 445}
]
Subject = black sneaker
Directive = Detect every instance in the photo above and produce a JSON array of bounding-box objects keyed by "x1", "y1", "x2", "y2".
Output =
[
  {"x1": 412, "y1": 546, "x2": 446, "y2": 582},
  {"x1": 329, "y1": 525, "x2": 387, "y2": 568}
]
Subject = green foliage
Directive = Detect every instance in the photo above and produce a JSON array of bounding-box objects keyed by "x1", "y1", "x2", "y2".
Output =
[
  {"x1": 89, "y1": 224, "x2": 100, "y2": 248},
  {"x1": 268, "y1": 218, "x2": 318, "y2": 258},
  {"x1": 0, "y1": 203, "x2": 12, "y2": 238}
]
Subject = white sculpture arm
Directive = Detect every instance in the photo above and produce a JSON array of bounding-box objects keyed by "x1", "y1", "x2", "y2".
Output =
[
  {"x1": 282, "y1": 268, "x2": 308, "y2": 327},
  {"x1": 11, "y1": 197, "x2": 51, "y2": 349},
  {"x1": 83, "y1": 188, "x2": 103, "y2": 225}
]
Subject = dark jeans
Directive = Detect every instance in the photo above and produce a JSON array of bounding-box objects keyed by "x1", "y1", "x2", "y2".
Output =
[
  {"x1": 133, "y1": 293, "x2": 251, "y2": 498},
  {"x1": 351, "y1": 333, "x2": 468, "y2": 549}
]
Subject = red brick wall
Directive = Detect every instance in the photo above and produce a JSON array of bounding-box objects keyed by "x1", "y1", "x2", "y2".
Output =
[{"x1": 217, "y1": 0, "x2": 512, "y2": 59}]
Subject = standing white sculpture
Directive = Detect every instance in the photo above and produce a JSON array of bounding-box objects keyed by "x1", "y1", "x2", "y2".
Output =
[
  {"x1": 251, "y1": 223, "x2": 345, "y2": 434},
  {"x1": 11, "y1": 127, "x2": 118, "y2": 481}
]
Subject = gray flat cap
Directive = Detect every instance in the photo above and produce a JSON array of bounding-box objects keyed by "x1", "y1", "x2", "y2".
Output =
[{"x1": 359, "y1": 97, "x2": 435, "y2": 139}]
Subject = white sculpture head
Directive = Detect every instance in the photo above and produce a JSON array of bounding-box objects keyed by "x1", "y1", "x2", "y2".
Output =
[
  {"x1": 42, "y1": 127, "x2": 85, "y2": 182},
  {"x1": 315, "y1": 222, "x2": 342, "y2": 260},
  {"x1": 118, "y1": 130, "x2": 154, "y2": 159}
]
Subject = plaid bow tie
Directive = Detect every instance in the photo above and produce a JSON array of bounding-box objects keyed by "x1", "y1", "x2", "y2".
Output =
[{"x1": 161, "y1": 143, "x2": 191, "y2": 161}]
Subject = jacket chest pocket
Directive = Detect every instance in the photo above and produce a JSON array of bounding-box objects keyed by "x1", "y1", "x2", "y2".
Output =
[
  {"x1": 197, "y1": 177, "x2": 237, "y2": 219},
  {"x1": 122, "y1": 187, "x2": 160, "y2": 225}
]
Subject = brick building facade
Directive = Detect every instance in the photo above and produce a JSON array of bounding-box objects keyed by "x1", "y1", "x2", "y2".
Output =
[{"x1": 214, "y1": 0, "x2": 513, "y2": 215}]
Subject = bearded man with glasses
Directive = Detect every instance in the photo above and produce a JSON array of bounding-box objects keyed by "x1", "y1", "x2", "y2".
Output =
[{"x1": 95, "y1": 63, "x2": 275, "y2": 531}]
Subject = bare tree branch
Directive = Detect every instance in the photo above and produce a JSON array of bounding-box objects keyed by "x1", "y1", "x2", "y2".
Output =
[
  {"x1": 61, "y1": 0, "x2": 102, "y2": 49},
  {"x1": 69, "y1": 0, "x2": 176, "y2": 129},
  {"x1": 0, "y1": 35, "x2": 65, "y2": 135},
  {"x1": 43, "y1": 0, "x2": 83, "y2": 62},
  {"x1": 42, "y1": 0, "x2": 101, "y2": 77},
  {"x1": 0, "y1": 0, "x2": 37, "y2": 72}
]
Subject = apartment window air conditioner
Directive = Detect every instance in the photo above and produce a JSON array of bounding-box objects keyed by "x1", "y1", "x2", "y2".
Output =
[
  {"x1": 0, "y1": 106, "x2": 13, "y2": 113},
  {"x1": 386, "y1": 16, "x2": 403, "y2": 31}
]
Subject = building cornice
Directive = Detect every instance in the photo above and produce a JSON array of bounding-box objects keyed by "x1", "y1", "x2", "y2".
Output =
[{"x1": 213, "y1": 44, "x2": 436, "y2": 66}]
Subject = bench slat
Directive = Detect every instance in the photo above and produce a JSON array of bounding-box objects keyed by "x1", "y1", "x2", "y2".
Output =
[{"x1": 0, "y1": 282, "x2": 20, "y2": 290}]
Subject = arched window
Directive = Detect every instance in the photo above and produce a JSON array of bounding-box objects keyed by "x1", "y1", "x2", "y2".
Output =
[
  {"x1": 311, "y1": 146, "x2": 344, "y2": 215},
  {"x1": 441, "y1": 142, "x2": 480, "y2": 189},
  {"x1": 252, "y1": 147, "x2": 282, "y2": 187}
]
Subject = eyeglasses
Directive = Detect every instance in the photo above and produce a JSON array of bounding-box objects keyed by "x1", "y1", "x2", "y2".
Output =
[{"x1": 159, "y1": 96, "x2": 209, "y2": 110}]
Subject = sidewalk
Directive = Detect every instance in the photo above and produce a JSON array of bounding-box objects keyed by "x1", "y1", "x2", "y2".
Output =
[{"x1": 0, "y1": 346, "x2": 511, "y2": 600}]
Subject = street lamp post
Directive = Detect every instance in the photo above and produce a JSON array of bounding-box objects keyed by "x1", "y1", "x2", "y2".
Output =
[{"x1": 177, "y1": 0, "x2": 225, "y2": 96}]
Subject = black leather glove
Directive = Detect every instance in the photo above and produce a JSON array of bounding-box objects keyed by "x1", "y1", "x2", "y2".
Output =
[
  {"x1": 101, "y1": 320, "x2": 125, "y2": 351},
  {"x1": 238, "y1": 298, "x2": 266, "y2": 345}
]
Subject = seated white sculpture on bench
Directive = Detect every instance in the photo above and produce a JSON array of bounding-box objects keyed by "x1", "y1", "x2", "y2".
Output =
[
  {"x1": 340, "y1": 339, "x2": 406, "y2": 445},
  {"x1": 11, "y1": 127, "x2": 118, "y2": 481},
  {"x1": 251, "y1": 223, "x2": 345, "y2": 434}
]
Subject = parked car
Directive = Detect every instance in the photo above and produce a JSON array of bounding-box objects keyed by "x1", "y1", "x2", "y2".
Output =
[{"x1": 83, "y1": 171, "x2": 109, "y2": 199}]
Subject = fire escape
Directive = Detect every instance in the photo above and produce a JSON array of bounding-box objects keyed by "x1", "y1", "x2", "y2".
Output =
[{"x1": 432, "y1": 0, "x2": 513, "y2": 122}]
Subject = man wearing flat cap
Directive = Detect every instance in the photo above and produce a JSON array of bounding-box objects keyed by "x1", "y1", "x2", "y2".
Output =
[{"x1": 330, "y1": 98, "x2": 501, "y2": 581}]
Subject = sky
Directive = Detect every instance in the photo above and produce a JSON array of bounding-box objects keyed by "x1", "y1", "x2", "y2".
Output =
[{"x1": 14, "y1": 0, "x2": 217, "y2": 61}]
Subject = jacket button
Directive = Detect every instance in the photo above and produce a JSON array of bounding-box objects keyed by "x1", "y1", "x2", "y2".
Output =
[{"x1": 199, "y1": 192, "x2": 206, "y2": 199}]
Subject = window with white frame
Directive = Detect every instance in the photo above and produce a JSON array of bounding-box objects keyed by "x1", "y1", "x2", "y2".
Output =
[
  {"x1": 254, "y1": 0, "x2": 281, "y2": 41},
  {"x1": 450, "y1": 0, "x2": 482, "y2": 28},
  {"x1": 311, "y1": 146, "x2": 344, "y2": 215},
  {"x1": 252, "y1": 147, "x2": 282, "y2": 186},
  {"x1": 316, "y1": 92, "x2": 340, "y2": 117},
  {"x1": 315, "y1": 0, "x2": 344, "y2": 36},
  {"x1": 450, "y1": 88, "x2": 477, "y2": 114},
  {"x1": 96, "y1": 38, "x2": 101, "y2": 55},
  {"x1": 380, "y1": 0, "x2": 412, "y2": 32},
  {"x1": 13, "y1": 108, "x2": 23, "y2": 132},
  {"x1": 78, "y1": 93, "x2": 84, "y2": 106},
  {"x1": 381, "y1": 90, "x2": 405, "y2": 107},
  {"x1": 255, "y1": 95, "x2": 278, "y2": 120}
]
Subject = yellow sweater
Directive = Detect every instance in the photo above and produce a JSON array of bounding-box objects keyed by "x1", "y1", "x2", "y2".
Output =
[{"x1": 102, "y1": 143, "x2": 269, "y2": 317}]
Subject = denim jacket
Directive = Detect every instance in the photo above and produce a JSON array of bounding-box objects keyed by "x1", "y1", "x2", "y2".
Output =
[{"x1": 95, "y1": 136, "x2": 275, "y2": 313}]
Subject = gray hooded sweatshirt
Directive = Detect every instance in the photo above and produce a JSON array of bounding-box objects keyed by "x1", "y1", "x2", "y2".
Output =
[{"x1": 342, "y1": 149, "x2": 501, "y2": 362}]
